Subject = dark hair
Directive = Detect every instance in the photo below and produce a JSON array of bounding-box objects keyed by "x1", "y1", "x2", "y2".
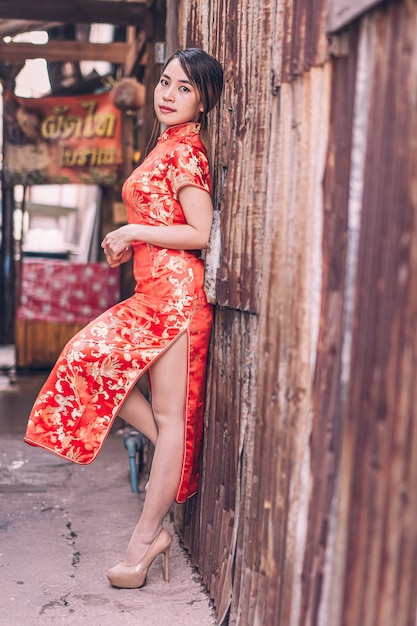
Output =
[{"x1": 164, "y1": 48, "x2": 224, "y2": 129}]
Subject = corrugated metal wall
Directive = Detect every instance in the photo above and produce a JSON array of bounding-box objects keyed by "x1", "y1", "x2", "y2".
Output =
[{"x1": 174, "y1": 1, "x2": 417, "y2": 624}]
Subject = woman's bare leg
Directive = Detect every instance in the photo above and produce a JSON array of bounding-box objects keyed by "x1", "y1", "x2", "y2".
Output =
[
  {"x1": 117, "y1": 385, "x2": 158, "y2": 446},
  {"x1": 123, "y1": 333, "x2": 187, "y2": 566}
]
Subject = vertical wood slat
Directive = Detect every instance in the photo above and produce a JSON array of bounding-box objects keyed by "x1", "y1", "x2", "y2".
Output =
[
  {"x1": 279, "y1": 0, "x2": 328, "y2": 84},
  {"x1": 298, "y1": 26, "x2": 358, "y2": 626},
  {"x1": 290, "y1": 0, "x2": 327, "y2": 75}
]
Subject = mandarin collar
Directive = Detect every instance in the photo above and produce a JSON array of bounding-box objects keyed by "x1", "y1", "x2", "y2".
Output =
[{"x1": 158, "y1": 122, "x2": 201, "y2": 143}]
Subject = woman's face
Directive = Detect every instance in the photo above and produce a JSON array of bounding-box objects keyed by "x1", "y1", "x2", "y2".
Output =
[{"x1": 154, "y1": 58, "x2": 204, "y2": 127}]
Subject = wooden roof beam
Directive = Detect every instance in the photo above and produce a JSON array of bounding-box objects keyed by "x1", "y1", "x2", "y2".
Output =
[
  {"x1": 0, "y1": 40, "x2": 131, "y2": 63},
  {"x1": 0, "y1": 0, "x2": 148, "y2": 27}
]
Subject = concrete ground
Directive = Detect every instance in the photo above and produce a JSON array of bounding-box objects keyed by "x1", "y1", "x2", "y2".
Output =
[{"x1": 0, "y1": 358, "x2": 217, "y2": 626}]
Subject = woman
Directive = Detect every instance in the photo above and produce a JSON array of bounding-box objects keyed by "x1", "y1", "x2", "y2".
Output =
[{"x1": 24, "y1": 48, "x2": 224, "y2": 589}]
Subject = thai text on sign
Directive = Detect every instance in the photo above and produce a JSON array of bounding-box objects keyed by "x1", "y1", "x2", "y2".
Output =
[{"x1": 3, "y1": 91, "x2": 123, "y2": 186}]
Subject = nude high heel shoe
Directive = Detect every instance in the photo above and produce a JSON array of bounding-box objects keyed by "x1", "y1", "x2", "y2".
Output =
[{"x1": 107, "y1": 528, "x2": 171, "y2": 589}]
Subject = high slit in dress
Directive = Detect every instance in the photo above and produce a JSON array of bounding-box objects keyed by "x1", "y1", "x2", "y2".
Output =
[{"x1": 24, "y1": 121, "x2": 214, "y2": 503}]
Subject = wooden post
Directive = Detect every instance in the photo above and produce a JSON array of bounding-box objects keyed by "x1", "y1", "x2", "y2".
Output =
[
  {"x1": 0, "y1": 176, "x2": 15, "y2": 344},
  {"x1": 0, "y1": 77, "x2": 18, "y2": 345}
]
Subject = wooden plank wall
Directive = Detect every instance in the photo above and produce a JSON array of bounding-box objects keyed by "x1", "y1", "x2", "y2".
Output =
[
  {"x1": 326, "y1": 5, "x2": 417, "y2": 625},
  {"x1": 174, "y1": 1, "x2": 417, "y2": 625}
]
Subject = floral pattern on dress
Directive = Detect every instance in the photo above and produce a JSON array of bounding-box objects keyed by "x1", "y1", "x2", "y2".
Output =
[{"x1": 25, "y1": 122, "x2": 214, "y2": 503}]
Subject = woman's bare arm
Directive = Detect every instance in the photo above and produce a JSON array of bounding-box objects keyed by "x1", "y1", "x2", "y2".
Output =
[{"x1": 102, "y1": 186, "x2": 213, "y2": 266}]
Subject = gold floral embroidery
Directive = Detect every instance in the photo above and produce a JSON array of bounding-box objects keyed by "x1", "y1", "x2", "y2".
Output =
[{"x1": 25, "y1": 122, "x2": 214, "y2": 503}]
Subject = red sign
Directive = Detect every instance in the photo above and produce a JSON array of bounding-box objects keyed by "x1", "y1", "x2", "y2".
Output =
[{"x1": 3, "y1": 90, "x2": 122, "y2": 185}]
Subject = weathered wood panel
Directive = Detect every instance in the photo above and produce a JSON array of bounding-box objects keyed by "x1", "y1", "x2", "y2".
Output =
[
  {"x1": 183, "y1": 0, "x2": 275, "y2": 314},
  {"x1": 336, "y1": 4, "x2": 417, "y2": 625},
  {"x1": 15, "y1": 320, "x2": 85, "y2": 369},
  {"x1": 175, "y1": 0, "x2": 331, "y2": 622},
  {"x1": 174, "y1": 1, "x2": 417, "y2": 625},
  {"x1": 176, "y1": 307, "x2": 259, "y2": 623},
  {"x1": 298, "y1": 27, "x2": 358, "y2": 626},
  {"x1": 229, "y1": 65, "x2": 331, "y2": 626}
]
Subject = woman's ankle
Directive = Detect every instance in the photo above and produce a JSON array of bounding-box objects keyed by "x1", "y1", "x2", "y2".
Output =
[{"x1": 124, "y1": 524, "x2": 164, "y2": 565}]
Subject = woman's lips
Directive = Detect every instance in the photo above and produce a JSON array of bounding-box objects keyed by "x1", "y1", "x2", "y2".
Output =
[{"x1": 159, "y1": 105, "x2": 175, "y2": 113}]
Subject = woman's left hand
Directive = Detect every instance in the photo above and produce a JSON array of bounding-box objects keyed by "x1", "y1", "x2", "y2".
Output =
[{"x1": 101, "y1": 226, "x2": 133, "y2": 267}]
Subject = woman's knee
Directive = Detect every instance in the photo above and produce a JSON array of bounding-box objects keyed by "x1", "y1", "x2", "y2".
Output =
[{"x1": 151, "y1": 399, "x2": 184, "y2": 431}]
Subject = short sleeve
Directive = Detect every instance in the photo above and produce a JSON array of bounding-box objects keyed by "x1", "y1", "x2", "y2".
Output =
[{"x1": 167, "y1": 143, "x2": 211, "y2": 198}]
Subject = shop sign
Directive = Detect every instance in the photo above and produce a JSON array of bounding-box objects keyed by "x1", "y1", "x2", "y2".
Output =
[{"x1": 3, "y1": 90, "x2": 122, "y2": 186}]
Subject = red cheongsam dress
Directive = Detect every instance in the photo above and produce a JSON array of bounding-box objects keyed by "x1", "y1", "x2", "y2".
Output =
[{"x1": 24, "y1": 121, "x2": 214, "y2": 503}]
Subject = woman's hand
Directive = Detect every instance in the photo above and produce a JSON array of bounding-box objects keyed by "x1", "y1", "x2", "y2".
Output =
[
  {"x1": 101, "y1": 225, "x2": 134, "y2": 267},
  {"x1": 101, "y1": 187, "x2": 214, "y2": 256},
  {"x1": 104, "y1": 245, "x2": 133, "y2": 268}
]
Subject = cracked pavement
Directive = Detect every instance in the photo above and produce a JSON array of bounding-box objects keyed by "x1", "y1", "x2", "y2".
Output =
[{"x1": 0, "y1": 373, "x2": 217, "y2": 626}]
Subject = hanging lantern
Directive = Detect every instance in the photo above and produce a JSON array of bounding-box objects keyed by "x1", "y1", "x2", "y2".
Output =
[{"x1": 110, "y1": 78, "x2": 145, "y2": 112}]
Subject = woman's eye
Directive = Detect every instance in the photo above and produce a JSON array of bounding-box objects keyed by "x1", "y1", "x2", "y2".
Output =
[
  {"x1": 180, "y1": 86, "x2": 190, "y2": 93},
  {"x1": 160, "y1": 78, "x2": 169, "y2": 86}
]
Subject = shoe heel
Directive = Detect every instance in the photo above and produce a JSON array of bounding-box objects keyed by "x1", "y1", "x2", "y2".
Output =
[{"x1": 162, "y1": 547, "x2": 170, "y2": 583}]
